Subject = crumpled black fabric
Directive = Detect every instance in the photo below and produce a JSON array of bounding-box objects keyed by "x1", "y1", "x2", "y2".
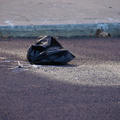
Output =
[{"x1": 27, "y1": 35, "x2": 75, "y2": 65}]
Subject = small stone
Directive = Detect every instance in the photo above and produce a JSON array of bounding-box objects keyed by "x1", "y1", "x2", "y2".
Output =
[
  {"x1": 95, "y1": 29, "x2": 111, "y2": 37},
  {"x1": 1, "y1": 35, "x2": 8, "y2": 39}
]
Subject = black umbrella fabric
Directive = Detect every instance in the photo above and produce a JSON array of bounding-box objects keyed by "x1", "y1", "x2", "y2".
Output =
[{"x1": 27, "y1": 36, "x2": 75, "y2": 65}]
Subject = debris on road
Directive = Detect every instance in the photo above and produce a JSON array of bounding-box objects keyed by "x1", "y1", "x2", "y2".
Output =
[
  {"x1": 17, "y1": 61, "x2": 23, "y2": 68},
  {"x1": 1, "y1": 35, "x2": 8, "y2": 39},
  {"x1": 95, "y1": 29, "x2": 111, "y2": 37},
  {"x1": 27, "y1": 35, "x2": 75, "y2": 65}
]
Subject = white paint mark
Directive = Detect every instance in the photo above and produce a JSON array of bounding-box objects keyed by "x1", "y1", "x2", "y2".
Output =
[
  {"x1": 108, "y1": 18, "x2": 114, "y2": 21},
  {"x1": 108, "y1": 18, "x2": 119, "y2": 22},
  {"x1": 5, "y1": 20, "x2": 14, "y2": 27}
]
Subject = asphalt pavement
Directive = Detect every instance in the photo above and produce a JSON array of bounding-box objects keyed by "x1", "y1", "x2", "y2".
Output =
[{"x1": 0, "y1": 37, "x2": 120, "y2": 120}]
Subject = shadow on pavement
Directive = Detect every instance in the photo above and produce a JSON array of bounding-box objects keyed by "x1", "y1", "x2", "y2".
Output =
[
  {"x1": 0, "y1": 37, "x2": 120, "y2": 120},
  {"x1": 0, "y1": 67, "x2": 120, "y2": 120}
]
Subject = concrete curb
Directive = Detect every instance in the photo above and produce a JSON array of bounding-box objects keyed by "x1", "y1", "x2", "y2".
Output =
[{"x1": 0, "y1": 23, "x2": 120, "y2": 38}]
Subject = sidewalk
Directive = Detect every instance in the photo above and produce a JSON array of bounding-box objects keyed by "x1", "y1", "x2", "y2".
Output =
[{"x1": 0, "y1": 0, "x2": 120, "y2": 37}]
